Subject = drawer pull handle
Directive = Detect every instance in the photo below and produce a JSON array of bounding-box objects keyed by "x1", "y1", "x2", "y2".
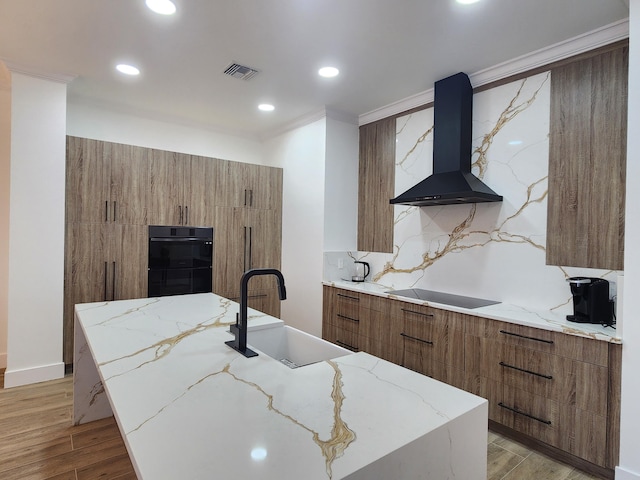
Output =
[
  {"x1": 498, "y1": 402, "x2": 552, "y2": 425},
  {"x1": 499, "y1": 361, "x2": 553, "y2": 380},
  {"x1": 401, "y1": 308, "x2": 433, "y2": 317},
  {"x1": 337, "y1": 314, "x2": 359, "y2": 323},
  {"x1": 400, "y1": 332, "x2": 433, "y2": 345},
  {"x1": 337, "y1": 293, "x2": 359, "y2": 302},
  {"x1": 335, "y1": 340, "x2": 358, "y2": 351},
  {"x1": 499, "y1": 330, "x2": 554, "y2": 345}
]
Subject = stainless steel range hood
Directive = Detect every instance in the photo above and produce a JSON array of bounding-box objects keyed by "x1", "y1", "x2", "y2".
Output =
[{"x1": 390, "y1": 72, "x2": 503, "y2": 207}]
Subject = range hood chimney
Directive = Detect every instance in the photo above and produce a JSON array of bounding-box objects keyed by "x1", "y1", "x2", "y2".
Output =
[{"x1": 390, "y1": 72, "x2": 503, "y2": 207}]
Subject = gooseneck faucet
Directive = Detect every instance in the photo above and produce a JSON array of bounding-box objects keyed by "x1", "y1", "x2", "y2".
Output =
[{"x1": 225, "y1": 268, "x2": 287, "y2": 358}]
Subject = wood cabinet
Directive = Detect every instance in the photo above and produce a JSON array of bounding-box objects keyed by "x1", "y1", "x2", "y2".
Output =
[
  {"x1": 63, "y1": 223, "x2": 148, "y2": 363},
  {"x1": 64, "y1": 137, "x2": 284, "y2": 363},
  {"x1": 547, "y1": 44, "x2": 627, "y2": 270},
  {"x1": 214, "y1": 207, "x2": 282, "y2": 317},
  {"x1": 357, "y1": 118, "x2": 395, "y2": 253},
  {"x1": 66, "y1": 136, "x2": 149, "y2": 225},
  {"x1": 393, "y1": 300, "x2": 466, "y2": 389},
  {"x1": 148, "y1": 151, "x2": 216, "y2": 226},
  {"x1": 464, "y1": 317, "x2": 612, "y2": 466},
  {"x1": 322, "y1": 285, "x2": 621, "y2": 473},
  {"x1": 214, "y1": 159, "x2": 283, "y2": 210}
]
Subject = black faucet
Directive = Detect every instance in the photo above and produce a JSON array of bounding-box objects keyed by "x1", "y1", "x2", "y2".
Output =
[{"x1": 225, "y1": 268, "x2": 287, "y2": 358}]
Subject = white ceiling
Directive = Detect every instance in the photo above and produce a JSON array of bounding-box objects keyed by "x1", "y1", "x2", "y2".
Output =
[{"x1": 0, "y1": 0, "x2": 629, "y2": 139}]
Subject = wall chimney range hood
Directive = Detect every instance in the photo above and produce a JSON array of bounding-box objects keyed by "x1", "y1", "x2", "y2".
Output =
[{"x1": 390, "y1": 72, "x2": 503, "y2": 207}]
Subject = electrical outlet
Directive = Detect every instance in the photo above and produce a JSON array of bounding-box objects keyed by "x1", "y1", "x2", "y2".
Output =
[{"x1": 338, "y1": 259, "x2": 344, "y2": 269}]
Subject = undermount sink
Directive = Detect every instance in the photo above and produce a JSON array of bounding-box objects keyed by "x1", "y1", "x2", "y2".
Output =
[{"x1": 248, "y1": 325, "x2": 351, "y2": 368}]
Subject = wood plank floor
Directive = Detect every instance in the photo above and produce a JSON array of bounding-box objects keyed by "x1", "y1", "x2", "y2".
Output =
[{"x1": 0, "y1": 371, "x2": 604, "y2": 479}]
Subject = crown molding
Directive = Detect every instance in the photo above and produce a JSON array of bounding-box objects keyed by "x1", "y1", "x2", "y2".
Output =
[
  {"x1": 359, "y1": 18, "x2": 629, "y2": 126},
  {"x1": 1, "y1": 59, "x2": 77, "y2": 84}
]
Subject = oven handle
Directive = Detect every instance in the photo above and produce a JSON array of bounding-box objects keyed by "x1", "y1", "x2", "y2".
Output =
[{"x1": 149, "y1": 237, "x2": 212, "y2": 242}]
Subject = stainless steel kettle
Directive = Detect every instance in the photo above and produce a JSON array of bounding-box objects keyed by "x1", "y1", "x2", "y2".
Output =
[{"x1": 352, "y1": 261, "x2": 370, "y2": 283}]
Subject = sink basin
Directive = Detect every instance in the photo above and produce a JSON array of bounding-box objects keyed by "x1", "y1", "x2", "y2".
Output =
[{"x1": 248, "y1": 325, "x2": 351, "y2": 368}]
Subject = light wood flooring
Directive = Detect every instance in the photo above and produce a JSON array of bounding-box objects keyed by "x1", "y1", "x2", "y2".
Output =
[{"x1": 0, "y1": 371, "x2": 604, "y2": 480}]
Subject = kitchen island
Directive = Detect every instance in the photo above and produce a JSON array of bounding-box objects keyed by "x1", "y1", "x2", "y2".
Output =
[{"x1": 73, "y1": 293, "x2": 488, "y2": 480}]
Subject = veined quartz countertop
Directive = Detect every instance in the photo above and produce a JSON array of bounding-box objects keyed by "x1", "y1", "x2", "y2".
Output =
[
  {"x1": 323, "y1": 280, "x2": 620, "y2": 343},
  {"x1": 73, "y1": 292, "x2": 488, "y2": 480}
]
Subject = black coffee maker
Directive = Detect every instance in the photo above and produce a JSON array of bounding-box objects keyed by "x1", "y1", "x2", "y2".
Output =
[{"x1": 566, "y1": 277, "x2": 613, "y2": 325}]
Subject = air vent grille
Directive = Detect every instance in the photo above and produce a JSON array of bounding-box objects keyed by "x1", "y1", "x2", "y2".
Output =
[{"x1": 223, "y1": 63, "x2": 259, "y2": 81}]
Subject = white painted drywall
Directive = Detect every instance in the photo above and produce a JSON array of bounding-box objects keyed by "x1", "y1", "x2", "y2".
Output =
[
  {"x1": 5, "y1": 73, "x2": 66, "y2": 387},
  {"x1": 617, "y1": 2, "x2": 640, "y2": 479},
  {"x1": 263, "y1": 117, "x2": 327, "y2": 337},
  {"x1": 0, "y1": 62, "x2": 11, "y2": 369},
  {"x1": 323, "y1": 113, "x2": 359, "y2": 252},
  {"x1": 67, "y1": 101, "x2": 264, "y2": 165}
]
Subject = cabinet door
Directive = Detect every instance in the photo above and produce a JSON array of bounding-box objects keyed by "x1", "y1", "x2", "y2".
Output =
[
  {"x1": 213, "y1": 206, "x2": 246, "y2": 295},
  {"x1": 213, "y1": 160, "x2": 283, "y2": 210},
  {"x1": 244, "y1": 163, "x2": 283, "y2": 210},
  {"x1": 66, "y1": 136, "x2": 110, "y2": 224},
  {"x1": 245, "y1": 209, "x2": 281, "y2": 289},
  {"x1": 186, "y1": 155, "x2": 216, "y2": 227},
  {"x1": 547, "y1": 45, "x2": 627, "y2": 269},
  {"x1": 148, "y1": 150, "x2": 188, "y2": 225},
  {"x1": 112, "y1": 224, "x2": 148, "y2": 300},
  {"x1": 213, "y1": 159, "x2": 247, "y2": 208},
  {"x1": 108, "y1": 142, "x2": 150, "y2": 225},
  {"x1": 64, "y1": 223, "x2": 111, "y2": 364}
]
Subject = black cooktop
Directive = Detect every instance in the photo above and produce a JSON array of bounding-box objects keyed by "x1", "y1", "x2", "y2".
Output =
[{"x1": 386, "y1": 288, "x2": 500, "y2": 309}]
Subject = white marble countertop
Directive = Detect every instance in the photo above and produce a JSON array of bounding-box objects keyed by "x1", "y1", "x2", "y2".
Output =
[
  {"x1": 74, "y1": 293, "x2": 488, "y2": 480},
  {"x1": 323, "y1": 280, "x2": 620, "y2": 343}
]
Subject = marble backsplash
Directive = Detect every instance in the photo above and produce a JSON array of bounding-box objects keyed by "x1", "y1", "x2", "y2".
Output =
[{"x1": 325, "y1": 71, "x2": 621, "y2": 319}]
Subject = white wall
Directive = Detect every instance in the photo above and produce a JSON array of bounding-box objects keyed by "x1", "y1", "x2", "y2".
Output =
[
  {"x1": 5, "y1": 73, "x2": 67, "y2": 387},
  {"x1": 0, "y1": 62, "x2": 11, "y2": 369},
  {"x1": 617, "y1": 2, "x2": 640, "y2": 479},
  {"x1": 324, "y1": 113, "x2": 359, "y2": 251},
  {"x1": 263, "y1": 118, "x2": 327, "y2": 336},
  {"x1": 67, "y1": 101, "x2": 264, "y2": 165}
]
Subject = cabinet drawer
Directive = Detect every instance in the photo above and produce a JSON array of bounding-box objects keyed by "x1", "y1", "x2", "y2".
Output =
[
  {"x1": 467, "y1": 316, "x2": 609, "y2": 366},
  {"x1": 389, "y1": 299, "x2": 433, "y2": 320},
  {"x1": 329, "y1": 312, "x2": 360, "y2": 334},
  {"x1": 400, "y1": 322, "x2": 464, "y2": 369},
  {"x1": 333, "y1": 327, "x2": 359, "y2": 352},
  {"x1": 497, "y1": 384, "x2": 560, "y2": 448},
  {"x1": 359, "y1": 292, "x2": 391, "y2": 313},
  {"x1": 334, "y1": 289, "x2": 361, "y2": 319}
]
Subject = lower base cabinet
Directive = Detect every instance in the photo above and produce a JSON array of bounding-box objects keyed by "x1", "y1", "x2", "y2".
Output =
[{"x1": 322, "y1": 285, "x2": 621, "y2": 474}]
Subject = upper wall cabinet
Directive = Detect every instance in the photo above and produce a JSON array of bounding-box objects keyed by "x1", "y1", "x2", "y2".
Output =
[
  {"x1": 148, "y1": 151, "x2": 216, "y2": 226},
  {"x1": 546, "y1": 44, "x2": 628, "y2": 270},
  {"x1": 214, "y1": 159, "x2": 283, "y2": 211},
  {"x1": 66, "y1": 136, "x2": 149, "y2": 225},
  {"x1": 357, "y1": 118, "x2": 395, "y2": 253}
]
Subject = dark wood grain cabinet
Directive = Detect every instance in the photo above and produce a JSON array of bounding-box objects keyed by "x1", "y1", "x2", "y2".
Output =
[
  {"x1": 547, "y1": 44, "x2": 627, "y2": 270},
  {"x1": 322, "y1": 285, "x2": 621, "y2": 473}
]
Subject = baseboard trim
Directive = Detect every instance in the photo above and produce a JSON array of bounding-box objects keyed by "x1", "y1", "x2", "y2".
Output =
[
  {"x1": 489, "y1": 420, "x2": 614, "y2": 480},
  {"x1": 3, "y1": 362, "x2": 65, "y2": 388},
  {"x1": 615, "y1": 467, "x2": 640, "y2": 480}
]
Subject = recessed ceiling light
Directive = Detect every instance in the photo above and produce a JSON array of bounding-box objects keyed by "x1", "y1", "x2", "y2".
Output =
[
  {"x1": 146, "y1": 0, "x2": 176, "y2": 15},
  {"x1": 456, "y1": 0, "x2": 481, "y2": 4},
  {"x1": 318, "y1": 66, "x2": 339, "y2": 78},
  {"x1": 258, "y1": 104, "x2": 275, "y2": 112},
  {"x1": 116, "y1": 64, "x2": 140, "y2": 76}
]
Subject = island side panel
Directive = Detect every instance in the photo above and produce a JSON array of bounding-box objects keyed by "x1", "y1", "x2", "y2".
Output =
[
  {"x1": 73, "y1": 309, "x2": 113, "y2": 425},
  {"x1": 344, "y1": 401, "x2": 488, "y2": 480}
]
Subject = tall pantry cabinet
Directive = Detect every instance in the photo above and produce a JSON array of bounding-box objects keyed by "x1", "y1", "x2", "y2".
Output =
[{"x1": 64, "y1": 137, "x2": 283, "y2": 365}]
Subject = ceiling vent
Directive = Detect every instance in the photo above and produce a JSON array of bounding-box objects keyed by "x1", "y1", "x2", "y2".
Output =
[{"x1": 223, "y1": 62, "x2": 259, "y2": 81}]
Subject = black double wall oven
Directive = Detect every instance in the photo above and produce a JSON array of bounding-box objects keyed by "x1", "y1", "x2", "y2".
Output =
[{"x1": 148, "y1": 225, "x2": 213, "y2": 297}]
